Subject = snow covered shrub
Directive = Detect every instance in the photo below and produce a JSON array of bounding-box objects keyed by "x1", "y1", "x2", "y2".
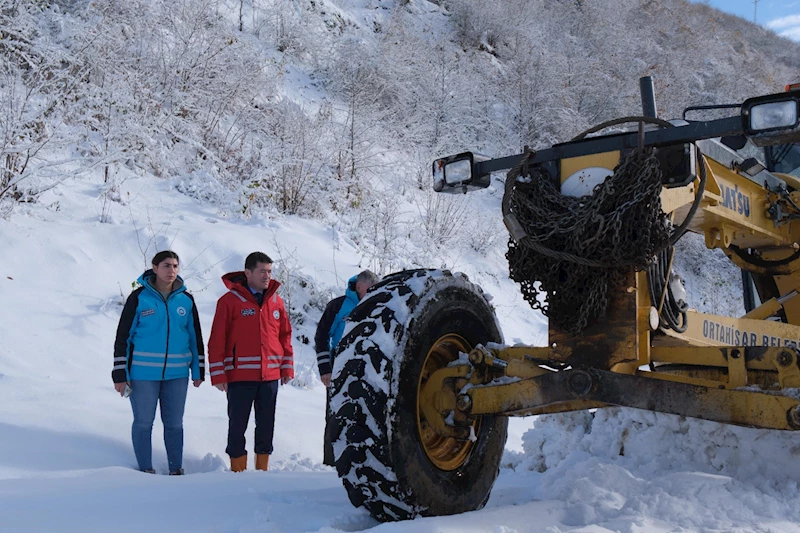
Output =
[
  {"x1": 244, "y1": 101, "x2": 333, "y2": 217},
  {"x1": 0, "y1": 1, "x2": 78, "y2": 208},
  {"x1": 417, "y1": 190, "x2": 468, "y2": 245}
]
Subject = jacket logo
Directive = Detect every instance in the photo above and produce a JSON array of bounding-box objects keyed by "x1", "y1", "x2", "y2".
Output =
[
  {"x1": 176, "y1": 306, "x2": 187, "y2": 316},
  {"x1": 141, "y1": 308, "x2": 155, "y2": 317},
  {"x1": 273, "y1": 310, "x2": 280, "y2": 320},
  {"x1": 242, "y1": 308, "x2": 256, "y2": 317}
]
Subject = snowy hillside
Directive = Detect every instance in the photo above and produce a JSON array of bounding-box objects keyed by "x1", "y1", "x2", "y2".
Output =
[
  {"x1": 3, "y1": 159, "x2": 800, "y2": 532},
  {"x1": 4, "y1": 0, "x2": 800, "y2": 531},
  {"x1": 0, "y1": 166, "x2": 542, "y2": 530}
]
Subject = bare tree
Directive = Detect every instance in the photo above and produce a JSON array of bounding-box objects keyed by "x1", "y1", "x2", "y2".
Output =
[{"x1": 0, "y1": 0, "x2": 81, "y2": 206}]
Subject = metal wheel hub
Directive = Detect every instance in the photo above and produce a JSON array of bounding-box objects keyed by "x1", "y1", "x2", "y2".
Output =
[{"x1": 417, "y1": 333, "x2": 478, "y2": 471}]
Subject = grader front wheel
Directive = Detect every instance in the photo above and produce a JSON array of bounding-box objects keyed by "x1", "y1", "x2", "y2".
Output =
[{"x1": 329, "y1": 270, "x2": 508, "y2": 521}]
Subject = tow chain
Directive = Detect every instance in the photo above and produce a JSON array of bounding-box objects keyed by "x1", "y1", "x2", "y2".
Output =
[{"x1": 503, "y1": 146, "x2": 672, "y2": 335}]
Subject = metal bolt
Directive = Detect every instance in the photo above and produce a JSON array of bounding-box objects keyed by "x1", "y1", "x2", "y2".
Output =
[
  {"x1": 456, "y1": 394, "x2": 472, "y2": 413},
  {"x1": 777, "y1": 350, "x2": 794, "y2": 368},
  {"x1": 567, "y1": 370, "x2": 594, "y2": 399},
  {"x1": 468, "y1": 349, "x2": 483, "y2": 366},
  {"x1": 788, "y1": 406, "x2": 800, "y2": 429},
  {"x1": 730, "y1": 349, "x2": 741, "y2": 359}
]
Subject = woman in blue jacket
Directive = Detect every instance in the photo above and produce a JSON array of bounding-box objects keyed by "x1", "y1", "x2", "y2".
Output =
[{"x1": 112, "y1": 250, "x2": 205, "y2": 475}]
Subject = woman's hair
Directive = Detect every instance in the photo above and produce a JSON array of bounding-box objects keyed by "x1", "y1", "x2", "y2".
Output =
[{"x1": 152, "y1": 250, "x2": 180, "y2": 266}]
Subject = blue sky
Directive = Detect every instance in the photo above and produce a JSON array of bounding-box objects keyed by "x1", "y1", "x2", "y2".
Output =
[{"x1": 691, "y1": 0, "x2": 800, "y2": 40}]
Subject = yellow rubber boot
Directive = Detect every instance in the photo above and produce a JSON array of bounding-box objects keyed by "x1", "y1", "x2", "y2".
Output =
[
  {"x1": 230, "y1": 454, "x2": 247, "y2": 472},
  {"x1": 255, "y1": 454, "x2": 270, "y2": 471}
]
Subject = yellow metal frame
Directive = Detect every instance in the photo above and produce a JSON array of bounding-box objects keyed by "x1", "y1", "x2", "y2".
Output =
[{"x1": 419, "y1": 150, "x2": 800, "y2": 435}]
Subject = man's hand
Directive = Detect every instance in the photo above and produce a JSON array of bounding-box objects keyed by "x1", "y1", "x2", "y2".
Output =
[
  {"x1": 114, "y1": 382, "x2": 129, "y2": 397},
  {"x1": 281, "y1": 376, "x2": 292, "y2": 385},
  {"x1": 193, "y1": 379, "x2": 203, "y2": 388},
  {"x1": 214, "y1": 383, "x2": 228, "y2": 392},
  {"x1": 321, "y1": 373, "x2": 332, "y2": 388}
]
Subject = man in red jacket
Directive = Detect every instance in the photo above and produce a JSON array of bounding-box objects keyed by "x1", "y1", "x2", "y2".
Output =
[{"x1": 208, "y1": 252, "x2": 294, "y2": 472}]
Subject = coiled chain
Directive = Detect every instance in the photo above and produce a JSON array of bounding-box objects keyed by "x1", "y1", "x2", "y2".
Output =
[{"x1": 504, "y1": 148, "x2": 672, "y2": 335}]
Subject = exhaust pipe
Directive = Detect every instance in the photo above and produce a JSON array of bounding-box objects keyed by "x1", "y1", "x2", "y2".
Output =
[{"x1": 640, "y1": 76, "x2": 657, "y2": 118}]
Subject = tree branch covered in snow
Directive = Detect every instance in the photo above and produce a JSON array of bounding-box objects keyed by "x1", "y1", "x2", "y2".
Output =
[{"x1": 2, "y1": 0, "x2": 798, "y2": 275}]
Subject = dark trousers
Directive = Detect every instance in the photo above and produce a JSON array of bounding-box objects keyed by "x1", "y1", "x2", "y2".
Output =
[
  {"x1": 226, "y1": 380, "x2": 279, "y2": 458},
  {"x1": 323, "y1": 389, "x2": 334, "y2": 466}
]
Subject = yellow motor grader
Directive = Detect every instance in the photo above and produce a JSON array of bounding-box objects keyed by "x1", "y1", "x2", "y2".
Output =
[{"x1": 328, "y1": 77, "x2": 800, "y2": 521}]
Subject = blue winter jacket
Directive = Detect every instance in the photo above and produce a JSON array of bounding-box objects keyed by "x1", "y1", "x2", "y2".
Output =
[
  {"x1": 112, "y1": 271, "x2": 205, "y2": 382},
  {"x1": 329, "y1": 275, "x2": 360, "y2": 352},
  {"x1": 313, "y1": 275, "x2": 361, "y2": 376}
]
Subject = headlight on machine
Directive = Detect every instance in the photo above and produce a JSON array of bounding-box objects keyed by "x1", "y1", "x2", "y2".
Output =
[
  {"x1": 749, "y1": 100, "x2": 797, "y2": 132},
  {"x1": 742, "y1": 90, "x2": 800, "y2": 146}
]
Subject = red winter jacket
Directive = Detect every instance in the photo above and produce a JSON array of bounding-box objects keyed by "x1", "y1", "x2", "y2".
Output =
[{"x1": 208, "y1": 272, "x2": 294, "y2": 385}]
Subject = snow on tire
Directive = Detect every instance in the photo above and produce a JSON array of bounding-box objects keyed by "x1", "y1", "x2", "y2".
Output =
[{"x1": 329, "y1": 269, "x2": 509, "y2": 521}]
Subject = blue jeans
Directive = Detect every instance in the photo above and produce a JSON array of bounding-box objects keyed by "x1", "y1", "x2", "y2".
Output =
[{"x1": 129, "y1": 377, "x2": 189, "y2": 473}]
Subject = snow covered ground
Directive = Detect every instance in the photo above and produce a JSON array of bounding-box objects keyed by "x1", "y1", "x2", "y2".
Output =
[{"x1": 2, "y1": 171, "x2": 800, "y2": 532}]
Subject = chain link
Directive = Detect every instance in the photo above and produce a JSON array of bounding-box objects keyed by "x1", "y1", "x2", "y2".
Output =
[{"x1": 504, "y1": 148, "x2": 671, "y2": 336}]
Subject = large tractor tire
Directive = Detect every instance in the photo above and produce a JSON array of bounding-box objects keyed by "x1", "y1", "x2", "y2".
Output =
[{"x1": 329, "y1": 269, "x2": 509, "y2": 521}]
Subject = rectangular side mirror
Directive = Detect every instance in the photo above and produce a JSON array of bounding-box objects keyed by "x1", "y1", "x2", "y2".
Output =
[{"x1": 433, "y1": 152, "x2": 491, "y2": 193}]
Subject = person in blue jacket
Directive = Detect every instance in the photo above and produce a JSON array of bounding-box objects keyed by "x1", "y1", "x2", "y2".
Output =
[
  {"x1": 314, "y1": 270, "x2": 379, "y2": 465},
  {"x1": 112, "y1": 250, "x2": 205, "y2": 475}
]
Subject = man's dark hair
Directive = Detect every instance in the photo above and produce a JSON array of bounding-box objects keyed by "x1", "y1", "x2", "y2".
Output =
[
  {"x1": 245, "y1": 251, "x2": 273, "y2": 271},
  {"x1": 152, "y1": 250, "x2": 179, "y2": 266}
]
